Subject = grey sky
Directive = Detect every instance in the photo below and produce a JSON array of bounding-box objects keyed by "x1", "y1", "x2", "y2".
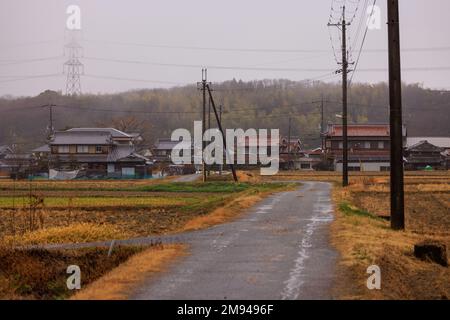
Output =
[{"x1": 1, "y1": 0, "x2": 449, "y2": 96}]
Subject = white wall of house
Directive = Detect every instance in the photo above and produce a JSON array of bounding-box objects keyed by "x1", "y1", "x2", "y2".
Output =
[{"x1": 335, "y1": 162, "x2": 390, "y2": 172}]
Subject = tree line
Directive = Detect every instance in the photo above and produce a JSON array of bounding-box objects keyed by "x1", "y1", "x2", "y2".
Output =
[{"x1": 0, "y1": 79, "x2": 449, "y2": 151}]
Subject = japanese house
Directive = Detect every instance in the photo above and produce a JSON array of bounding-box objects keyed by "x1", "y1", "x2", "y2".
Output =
[
  {"x1": 405, "y1": 137, "x2": 450, "y2": 170},
  {"x1": 48, "y1": 128, "x2": 151, "y2": 178},
  {"x1": 323, "y1": 123, "x2": 407, "y2": 172}
]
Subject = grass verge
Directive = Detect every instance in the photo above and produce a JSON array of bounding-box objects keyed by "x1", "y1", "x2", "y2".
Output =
[
  {"x1": 331, "y1": 185, "x2": 450, "y2": 299},
  {"x1": 0, "y1": 245, "x2": 144, "y2": 300},
  {"x1": 71, "y1": 244, "x2": 186, "y2": 300}
]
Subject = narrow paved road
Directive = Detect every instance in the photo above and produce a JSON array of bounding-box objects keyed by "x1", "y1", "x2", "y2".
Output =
[
  {"x1": 131, "y1": 181, "x2": 337, "y2": 300},
  {"x1": 172, "y1": 174, "x2": 200, "y2": 182}
]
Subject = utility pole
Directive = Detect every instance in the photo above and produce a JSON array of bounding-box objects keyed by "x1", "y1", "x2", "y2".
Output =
[
  {"x1": 287, "y1": 117, "x2": 291, "y2": 170},
  {"x1": 320, "y1": 96, "x2": 324, "y2": 150},
  {"x1": 46, "y1": 104, "x2": 56, "y2": 140},
  {"x1": 49, "y1": 105, "x2": 54, "y2": 134},
  {"x1": 387, "y1": 0, "x2": 405, "y2": 230},
  {"x1": 207, "y1": 95, "x2": 211, "y2": 176},
  {"x1": 328, "y1": 5, "x2": 351, "y2": 187},
  {"x1": 200, "y1": 69, "x2": 208, "y2": 182},
  {"x1": 205, "y1": 85, "x2": 238, "y2": 182},
  {"x1": 219, "y1": 104, "x2": 223, "y2": 175}
]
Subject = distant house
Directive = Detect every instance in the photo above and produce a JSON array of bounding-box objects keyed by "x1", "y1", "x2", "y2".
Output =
[
  {"x1": 152, "y1": 138, "x2": 194, "y2": 164},
  {"x1": 405, "y1": 138, "x2": 450, "y2": 170},
  {"x1": 32, "y1": 144, "x2": 51, "y2": 157},
  {"x1": 0, "y1": 153, "x2": 36, "y2": 178},
  {"x1": 0, "y1": 145, "x2": 13, "y2": 177},
  {"x1": 323, "y1": 123, "x2": 407, "y2": 172},
  {"x1": 295, "y1": 148, "x2": 324, "y2": 171},
  {"x1": 279, "y1": 137, "x2": 302, "y2": 170},
  {"x1": 0, "y1": 145, "x2": 13, "y2": 159},
  {"x1": 48, "y1": 128, "x2": 150, "y2": 178}
]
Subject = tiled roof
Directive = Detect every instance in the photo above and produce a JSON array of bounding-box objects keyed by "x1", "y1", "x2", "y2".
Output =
[
  {"x1": 67, "y1": 128, "x2": 132, "y2": 138},
  {"x1": 327, "y1": 124, "x2": 391, "y2": 137},
  {"x1": 4, "y1": 153, "x2": 34, "y2": 160},
  {"x1": 154, "y1": 138, "x2": 193, "y2": 150},
  {"x1": 51, "y1": 131, "x2": 112, "y2": 145},
  {"x1": 32, "y1": 145, "x2": 51, "y2": 153},
  {"x1": 406, "y1": 137, "x2": 450, "y2": 148},
  {"x1": 107, "y1": 145, "x2": 148, "y2": 162},
  {"x1": 0, "y1": 145, "x2": 12, "y2": 154}
]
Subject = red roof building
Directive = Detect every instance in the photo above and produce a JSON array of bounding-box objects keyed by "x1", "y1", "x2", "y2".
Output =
[{"x1": 323, "y1": 123, "x2": 407, "y2": 172}]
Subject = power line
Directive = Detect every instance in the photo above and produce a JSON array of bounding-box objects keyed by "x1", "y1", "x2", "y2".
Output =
[
  {"x1": 84, "y1": 74, "x2": 187, "y2": 86},
  {"x1": 57, "y1": 105, "x2": 200, "y2": 115},
  {"x1": 84, "y1": 56, "x2": 338, "y2": 72},
  {"x1": 349, "y1": 0, "x2": 377, "y2": 86},
  {"x1": 0, "y1": 73, "x2": 62, "y2": 83},
  {"x1": 82, "y1": 38, "x2": 450, "y2": 54},
  {"x1": 0, "y1": 55, "x2": 63, "y2": 66}
]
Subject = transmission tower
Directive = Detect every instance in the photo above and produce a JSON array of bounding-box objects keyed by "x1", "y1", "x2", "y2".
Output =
[{"x1": 64, "y1": 32, "x2": 83, "y2": 95}]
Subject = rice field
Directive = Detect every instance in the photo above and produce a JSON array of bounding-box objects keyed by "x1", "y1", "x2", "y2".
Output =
[{"x1": 0, "y1": 179, "x2": 292, "y2": 246}]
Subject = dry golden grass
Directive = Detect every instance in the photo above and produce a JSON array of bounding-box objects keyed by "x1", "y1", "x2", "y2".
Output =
[
  {"x1": 0, "y1": 176, "x2": 176, "y2": 191},
  {"x1": 181, "y1": 194, "x2": 263, "y2": 232},
  {"x1": 2, "y1": 223, "x2": 127, "y2": 246},
  {"x1": 71, "y1": 244, "x2": 186, "y2": 300},
  {"x1": 0, "y1": 246, "x2": 143, "y2": 300},
  {"x1": 331, "y1": 185, "x2": 450, "y2": 300}
]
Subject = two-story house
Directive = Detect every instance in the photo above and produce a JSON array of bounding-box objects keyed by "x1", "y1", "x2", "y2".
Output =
[
  {"x1": 405, "y1": 137, "x2": 450, "y2": 170},
  {"x1": 48, "y1": 128, "x2": 150, "y2": 178},
  {"x1": 323, "y1": 123, "x2": 407, "y2": 172}
]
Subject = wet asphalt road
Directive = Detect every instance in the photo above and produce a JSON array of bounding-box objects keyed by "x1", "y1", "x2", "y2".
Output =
[{"x1": 131, "y1": 181, "x2": 337, "y2": 300}]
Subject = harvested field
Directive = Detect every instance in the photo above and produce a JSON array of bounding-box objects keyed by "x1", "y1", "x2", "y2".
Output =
[{"x1": 0, "y1": 179, "x2": 293, "y2": 246}]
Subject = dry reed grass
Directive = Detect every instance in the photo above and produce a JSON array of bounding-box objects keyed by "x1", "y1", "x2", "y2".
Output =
[{"x1": 71, "y1": 244, "x2": 186, "y2": 300}]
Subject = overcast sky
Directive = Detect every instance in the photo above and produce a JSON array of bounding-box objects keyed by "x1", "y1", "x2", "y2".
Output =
[{"x1": 0, "y1": 0, "x2": 449, "y2": 96}]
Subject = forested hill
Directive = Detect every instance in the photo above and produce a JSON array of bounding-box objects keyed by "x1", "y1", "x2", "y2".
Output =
[{"x1": 1, "y1": 79, "x2": 449, "y2": 150}]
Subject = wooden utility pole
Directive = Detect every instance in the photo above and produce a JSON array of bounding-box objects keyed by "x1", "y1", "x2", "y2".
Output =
[
  {"x1": 206, "y1": 84, "x2": 238, "y2": 182},
  {"x1": 320, "y1": 96, "x2": 324, "y2": 150},
  {"x1": 328, "y1": 6, "x2": 351, "y2": 187},
  {"x1": 287, "y1": 117, "x2": 291, "y2": 170},
  {"x1": 207, "y1": 95, "x2": 211, "y2": 176},
  {"x1": 201, "y1": 69, "x2": 207, "y2": 182},
  {"x1": 46, "y1": 104, "x2": 56, "y2": 140},
  {"x1": 219, "y1": 104, "x2": 223, "y2": 175},
  {"x1": 387, "y1": 0, "x2": 405, "y2": 230}
]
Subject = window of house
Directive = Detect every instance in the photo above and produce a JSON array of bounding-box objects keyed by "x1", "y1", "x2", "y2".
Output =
[
  {"x1": 338, "y1": 142, "x2": 343, "y2": 149},
  {"x1": 95, "y1": 146, "x2": 103, "y2": 153},
  {"x1": 378, "y1": 141, "x2": 384, "y2": 149},
  {"x1": 301, "y1": 163, "x2": 311, "y2": 169},
  {"x1": 58, "y1": 145, "x2": 69, "y2": 153},
  {"x1": 380, "y1": 166, "x2": 390, "y2": 172},
  {"x1": 348, "y1": 166, "x2": 361, "y2": 171},
  {"x1": 364, "y1": 141, "x2": 371, "y2": 149},
  {"x1": 77, "y1": 145, "x2": 89, "y2": 153}
]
